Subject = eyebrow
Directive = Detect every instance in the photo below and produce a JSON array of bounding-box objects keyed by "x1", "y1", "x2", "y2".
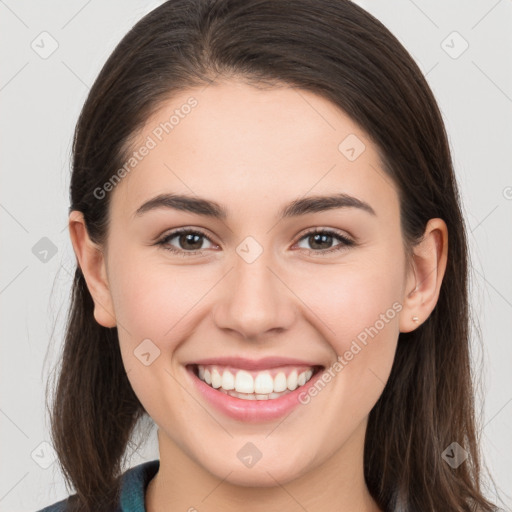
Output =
[{"x1": 133, "y1": 192, "x2": 376, "y2": 220}]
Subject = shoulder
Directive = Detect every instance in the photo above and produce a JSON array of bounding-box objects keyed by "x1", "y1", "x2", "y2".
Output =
[{"x1": 34, "y1": 459, "x2": 160, "y2": 512}]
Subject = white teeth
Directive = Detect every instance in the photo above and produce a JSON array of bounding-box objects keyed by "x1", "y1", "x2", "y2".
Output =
[
  {"x1": 195, "y1": 365, "x2": 316, "y2": 399},
  {"x1": 224, "y1": 389, "x2": 288, "y2": 400},
  {"x1": 235, "y1": 370, "x2": 254, "y2": 394},
  {"x1": 221, "y1": 370, "x2": 235, "y2": 390},
  {"x1": 233, "y1": 391, "x2": 256, "y2": 400},
  {"x1": 211, "y1": 368, "x2": 222, "y2": 388},
  {"x1": 254, "y1": 372, "x2": 274, "y2": 394},
  {"x1": 273, "y1": 372, "x2": 288, "y2": 392},
  {"x1": 287, "y1": 370, "x2": 298, "y2": 391}
]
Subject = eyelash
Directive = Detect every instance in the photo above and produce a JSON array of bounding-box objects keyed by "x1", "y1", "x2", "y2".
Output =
[{"x1": 155, "y1": 227, "x2": 355, "y2": 257}]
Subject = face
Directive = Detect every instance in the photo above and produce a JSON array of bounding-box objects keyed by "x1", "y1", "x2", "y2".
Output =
[{"x1": 95, "y1": 80, "x2": 412, "y2": 486}]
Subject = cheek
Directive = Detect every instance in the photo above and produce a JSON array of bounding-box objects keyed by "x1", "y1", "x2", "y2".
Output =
[
  {"x1": 302, "y1": 261, "x2": 402, "y2": 341},
  {"x1": 109, "y1": 250, "x2": 204, "y2": 340},
  {"x1": 292, "y1": 250, "x2": 404, "y2": 394},
  {"x1": 288, "y1": 265, "x2": 403, "y2": 443},
  {"x1": 108, "y1": 256, "x2": 202, "y2": 420}
]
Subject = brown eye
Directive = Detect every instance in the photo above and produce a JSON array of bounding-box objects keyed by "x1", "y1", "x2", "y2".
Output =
[
  {"x1": 157, "y1": 229, "x2": 215, "y2": 255},
  {"x1": 296, "y1": 229, "x2": 355, "y2": 255}
]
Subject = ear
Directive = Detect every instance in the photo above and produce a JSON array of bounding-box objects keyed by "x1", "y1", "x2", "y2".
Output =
[
  {"x1": 68, "y1": 210, "x2": 117, "y2": 328},
  {"x1": 399, "y1": 218, "x2": 448, "y2": 333}
]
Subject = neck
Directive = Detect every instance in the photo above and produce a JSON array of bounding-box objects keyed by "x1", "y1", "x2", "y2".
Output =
[{"x1": 145, "y1": 421, "x2": 381, "y2": 512}]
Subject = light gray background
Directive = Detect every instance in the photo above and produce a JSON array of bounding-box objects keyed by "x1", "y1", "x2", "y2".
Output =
[{"x1": 1, "y1": 1, "x2": 511, "y2": 511}]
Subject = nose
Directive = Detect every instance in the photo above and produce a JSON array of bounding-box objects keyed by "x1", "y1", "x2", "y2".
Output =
[{"x1": 212, "y1": 249, "x2": 298, "y2": 341}]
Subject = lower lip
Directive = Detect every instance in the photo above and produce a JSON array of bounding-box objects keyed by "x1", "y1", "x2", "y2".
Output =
[{"x1": 186, "y1": 365, "x2": 324, "y2": 422}]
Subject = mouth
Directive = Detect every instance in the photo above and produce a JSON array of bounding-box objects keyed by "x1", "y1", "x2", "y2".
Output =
[
  {"x1": 183, "y1": 355, "x2": 327, "y2": 422},
  {"x1": 186, "y1": 363, "x2": 324, "y2": 401}
]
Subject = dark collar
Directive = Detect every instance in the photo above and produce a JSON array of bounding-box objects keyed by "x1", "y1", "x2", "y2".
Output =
[{"x1": 119, "y1": 459, "x2": 160, "y2": 511}]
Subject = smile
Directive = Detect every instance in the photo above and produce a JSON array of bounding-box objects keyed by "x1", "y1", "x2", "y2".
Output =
[
  {"x1": 193, "y1": 364, "x2": 318, "y2": 400},
  {"x1": 184, "y1": 356, "x2": 326, "y2": 422}
]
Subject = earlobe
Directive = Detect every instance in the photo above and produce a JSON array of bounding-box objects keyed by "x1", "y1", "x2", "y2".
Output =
[
  {"x1": 399, "y1": 218, "x2": 448, "y2": 333},
  {"x1": 68, "y1": 210, "x2": 117, "y2": 328}
]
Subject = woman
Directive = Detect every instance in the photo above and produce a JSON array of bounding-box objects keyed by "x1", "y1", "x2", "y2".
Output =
[{"x1": 38, "y1": 0, "x2": 500, "y2": 510}]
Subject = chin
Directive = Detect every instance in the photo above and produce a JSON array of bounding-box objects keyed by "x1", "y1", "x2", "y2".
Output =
[{"x1": 202, "y1": 453, "x2": 313, "y2": 488}]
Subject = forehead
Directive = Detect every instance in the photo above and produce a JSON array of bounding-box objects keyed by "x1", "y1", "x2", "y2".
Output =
[{"x1": 110, "y1": 80, "x2": 399, "y2": 223}]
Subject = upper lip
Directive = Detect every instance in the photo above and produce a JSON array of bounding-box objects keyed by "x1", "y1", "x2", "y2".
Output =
[{"x1": 187, "y1": 356, "x2": 324, "y2": 371}]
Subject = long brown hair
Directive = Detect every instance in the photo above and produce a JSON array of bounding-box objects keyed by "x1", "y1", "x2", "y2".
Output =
[{"x1": 45, "y1": 1, "x2": 500, "y2": 510}]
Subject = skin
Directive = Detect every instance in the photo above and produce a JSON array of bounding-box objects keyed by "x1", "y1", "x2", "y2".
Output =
[{"x1": 69, "y1": 79, "x2": 448, "y2": 512}]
